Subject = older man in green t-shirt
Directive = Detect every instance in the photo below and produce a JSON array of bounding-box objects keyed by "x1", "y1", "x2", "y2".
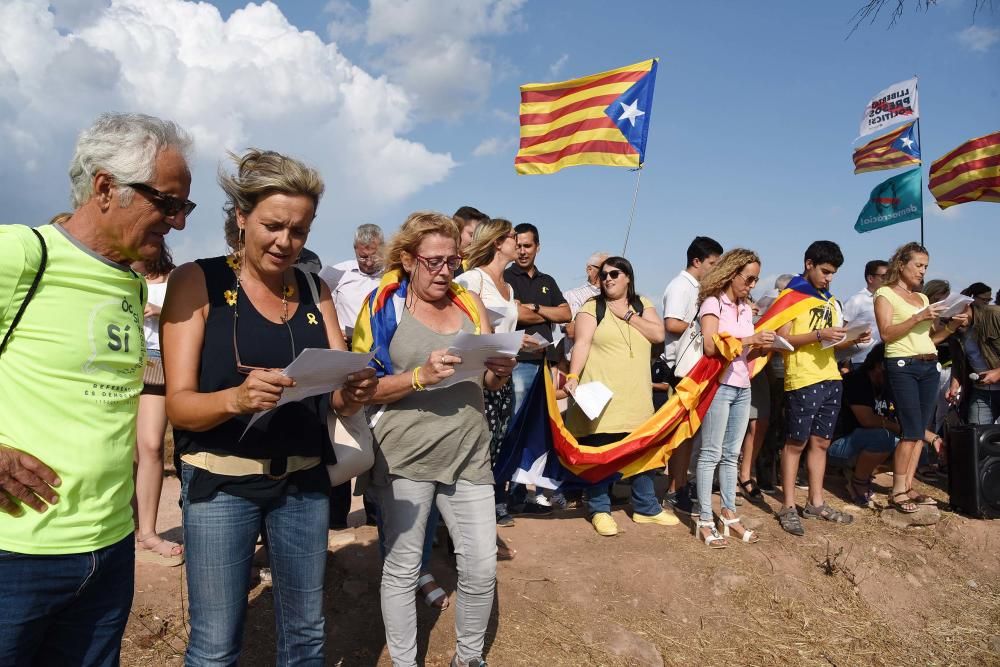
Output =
[{"x1": 0, "y1": 113, "x2": 194, "y2": 666}]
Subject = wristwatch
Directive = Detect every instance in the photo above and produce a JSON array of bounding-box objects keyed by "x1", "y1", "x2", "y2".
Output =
[
  {"x1": 623, "y1": 310, "x2": 635, "y2": 322},
  {"x1": 530, "y1": 303, "x2": 540, "y2": 314}
]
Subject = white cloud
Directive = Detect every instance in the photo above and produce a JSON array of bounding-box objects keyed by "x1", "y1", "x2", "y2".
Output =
[
  {"x1": 928, "y1": 203, "x2": 962, "y2": 220},
  {"x1": 324, "y1": 0, "x2": 365, "y2": 44},
  {"x1": 548, "y1": 53, "x2": 569, "y2": 78},
  {"x1": 472, "y1": 136, "x2": 516, "y2": 157},
  {"x1": 361, "y1": 0, "x2": 526, "y2": 119},
  {"x1": 0, "y1": 0, "x2": 455, "y2": 261},
  {"x1": 957, "y1": 25, "x2": 1000, "y2": 52}
]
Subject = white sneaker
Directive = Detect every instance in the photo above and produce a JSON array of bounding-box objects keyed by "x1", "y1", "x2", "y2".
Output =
[{"x1": 533, "y1": 493, "x2": 551, "y2": 507}]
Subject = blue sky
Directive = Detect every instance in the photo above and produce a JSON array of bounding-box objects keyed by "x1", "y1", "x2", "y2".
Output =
[{"x1": 2, "y1": 0, "x2": 997, "y2": 300}]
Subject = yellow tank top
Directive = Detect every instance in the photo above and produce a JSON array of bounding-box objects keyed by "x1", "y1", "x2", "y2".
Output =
[{"x1": 874, "y1": 286, "x2": 936, "y2": 358}]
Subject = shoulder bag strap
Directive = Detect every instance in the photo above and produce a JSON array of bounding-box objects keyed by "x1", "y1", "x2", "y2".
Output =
[{"x1": 0, "y1": 229, "x2": 48, "y2": 358}]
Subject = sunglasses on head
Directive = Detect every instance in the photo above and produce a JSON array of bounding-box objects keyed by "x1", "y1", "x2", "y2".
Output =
[
  {"x1": 127, "y1": 182, "x2": 197, "y2": 218},
  {"x1": 599, "y1": 269, "x2": 624, "y2": 281}
]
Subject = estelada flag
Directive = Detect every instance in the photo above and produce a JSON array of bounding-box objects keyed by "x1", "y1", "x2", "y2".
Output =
[
  {"x1": 853, "y1": 121, "x2": 921, "y2": 174},
  {"x1": 515, "y1": 59, "x2": 658, "y2": 175},
  {"x1": 494, "y1": 277, "x2": 831, "y2": 487},
  {"x1": 928, "y1": 131, "x2": 1000, "y2": 209}
]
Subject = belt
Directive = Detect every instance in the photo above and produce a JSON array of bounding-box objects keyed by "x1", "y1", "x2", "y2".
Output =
[
  {"x1": 180, "y1": 452, "x2": 321, "y2": 479},
  {"x1": 891, "y1": 354, "x2": 937, "y2": 362}
]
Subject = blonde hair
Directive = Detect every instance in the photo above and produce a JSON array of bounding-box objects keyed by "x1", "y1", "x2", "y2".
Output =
[
  {"x1": 462, "y1": 218, "x2": 513, "y2": 270},
  {"x1": 883, "y1": 242, "x2": 928, "y2": 287},
  {"x1": 698, "y1": 248, "x2": 761, "y2": 303},
  {"x1": 384, "y1": 211, "x2": 460, "y2": 275},
  {"x1": 219, "y1": 149, "x2": 325, "y2": 250}
]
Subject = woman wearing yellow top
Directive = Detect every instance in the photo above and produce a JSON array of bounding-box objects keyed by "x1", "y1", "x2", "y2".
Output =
[
  {"x1": 874, "y1": 242, "x2": 968, "y2": 513},
  {"x1": 564, "y1": 257, "x2": 678, "y2": 537}
]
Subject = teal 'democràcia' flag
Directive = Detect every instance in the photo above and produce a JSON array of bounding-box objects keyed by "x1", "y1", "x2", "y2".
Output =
[{"x1": 855, "y1": 167, "x2": 923, "y2": 233}]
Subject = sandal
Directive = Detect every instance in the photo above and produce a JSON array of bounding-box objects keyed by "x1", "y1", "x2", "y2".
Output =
[
  {"x1": 777, "y1": 507, "x2": 805, "y2": 536},
  {"x1": 719, "y1": 516, "x2": 759, "y2": 543},
  {"x1": 846, "y1": 476, "x2": 874, "y2": 508},
  {"x1": 738, "y1": 478, "x2": 763, "y2": 501},
  {"x1": 802, "y1": 502, "x2": 855, "y2": 524},
  {"x1": 906, "y1": 488, "x2": 937, "y2": 506},
  {"x1": 889, "y1": 492, "x2": 919, "y2": 514},
  {"x1": 417, "y1": 573, "x2": 449, "y2": 610},
  {"x1": 135, "y1": 533, "x2": 184, "y2": 567},
  {"x1": 694, "y1": 520, "x2": 727, "y2": 549},
  {"x1": 497, "y1": 536, "x2": 516, "y2": 561}
]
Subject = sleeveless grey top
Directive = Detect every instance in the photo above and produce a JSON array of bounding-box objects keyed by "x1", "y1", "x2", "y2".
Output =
[{"x1": 371, "y1": 309, "x2": 493, "y2": 486}]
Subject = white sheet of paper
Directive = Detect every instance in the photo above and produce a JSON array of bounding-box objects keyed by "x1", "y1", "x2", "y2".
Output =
[
  {"x1": 937, "y1": 293, "x2": 974, "y2": 319},
  {"x1": 241, "y1": 348, "x2": 376, "y2": 438},
  {"x1": 573, "y1": 381, "x2": 613, "y2": 421},
  {"x1": 821, "y1": 323, "x2": 871, "y2": 349},
  {"x1": 318, "y1": 265, "x2": 346, "y2": 290},
  {"x1": 773, "y1": 335, "x2": 794, "y2": 352},
  {"x1": 431, "y1": 331, "x2": 523, "y2": 389},
  {"x1": 525, "y1": 332, "x2": 553, "y2": 348}
]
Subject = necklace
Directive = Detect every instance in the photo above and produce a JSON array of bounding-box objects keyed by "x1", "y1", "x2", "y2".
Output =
[
  {"x1": 608, "y1": 306, "x2": 633, "y2": 358},
  {"x1": 233, "y1": 255, "x2": 291, "y2": 322}
]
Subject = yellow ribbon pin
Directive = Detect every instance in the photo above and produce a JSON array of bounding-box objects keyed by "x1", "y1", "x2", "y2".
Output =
[{"x1": 306, "y1": 313, "x2": 318, "y2": 325}]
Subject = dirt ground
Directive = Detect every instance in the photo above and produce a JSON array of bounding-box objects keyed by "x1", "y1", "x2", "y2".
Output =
[{"x1": 122, "y1": 466, "x2": 1000, "y2": 667}]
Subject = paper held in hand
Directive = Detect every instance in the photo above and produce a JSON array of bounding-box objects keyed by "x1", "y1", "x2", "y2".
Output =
[
  {"x1": 821, "y1": 323, "x2": 871, "y2": 349},
  {"x1": 772, "y1": 335, "x2": 794, "y2": 352},
  {"x1": 431, "y1": 331, "x2": 523, "y2": 390},
  {"x1": 525, "y1": 332, "x2": 553, "y2": 348},
  {"x1": 573, "y1": 381, "x2": 613, "y2": 421},
  {"x1": 241, "y1": 348, "x2": 376, "y2": 438},
  {"x1": 936, "y1": 293, "x2": 974, "y2": 319}
]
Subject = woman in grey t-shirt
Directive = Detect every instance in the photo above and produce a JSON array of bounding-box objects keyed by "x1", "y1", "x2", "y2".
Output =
[{"x1": 359, "y1": 212, "x2": 516, "y2": 667}]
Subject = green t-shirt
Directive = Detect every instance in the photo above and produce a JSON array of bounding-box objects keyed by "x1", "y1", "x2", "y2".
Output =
[{"x1": 0, "y1": 224, "x2": 146, "y2": 554}]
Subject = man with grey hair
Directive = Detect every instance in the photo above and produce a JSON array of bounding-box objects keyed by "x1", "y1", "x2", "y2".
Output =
[
  {"x1": 0, "y1": 112, "x2": 193, "y2": 664},
  {"x1": 321, "y1": 223, "x2": 385, "y2": 345}
]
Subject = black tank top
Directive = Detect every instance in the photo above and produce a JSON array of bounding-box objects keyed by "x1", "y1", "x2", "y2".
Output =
[{"x1": 174, "y1": 256, "x2": 332, "y2": 500}]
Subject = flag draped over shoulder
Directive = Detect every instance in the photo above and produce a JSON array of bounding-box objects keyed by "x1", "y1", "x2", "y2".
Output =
[
  {"x1": 853, "y1": 121, "x2": 921, "y2": 174},
  {"x1": 351, "y1": 269, "x2": 481, "y2": 376},
  {"x1": 515, "y1": 59, "x2": 658, "y2": 175},
  {"x1": 495, "y1": 276, "x2": 834, "y2": 489},
  {"x1": 854, "y1": 168, "x2": 923, "y2": 233},
  {"x1": 928, "y1": 131, "x2": 1000, "y2": 209}
]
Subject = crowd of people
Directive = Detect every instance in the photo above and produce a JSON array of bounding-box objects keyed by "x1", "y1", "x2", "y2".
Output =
[{"x1": 1, "y1": 112, "x2": 997, "y2": 667}]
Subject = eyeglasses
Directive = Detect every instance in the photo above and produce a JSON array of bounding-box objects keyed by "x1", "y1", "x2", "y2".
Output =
[
  {"x1": 738, "y1": 273, "x2": 760, "y2": 286},
  {"x1": 599, "y1": 269, "x2": 624, "y2": 281},
  {"x1": 974, "y1": 295, "x2": 992, "y2": 304},
  {"x1": 414, "y1": 254, "x2": 463, "y2": 273},
  {"x1": 587, "y1": 264, "x2": 602, "y2": 271},
  {"x1": 872, "y1": 272, "x2": 888, "y2": 279},
  {"x1": 127, "y1": 182, "x2": 197, "y2": 218},
  {"x1": 231, "y1": 284, "x2": 297, "y2": 375}
]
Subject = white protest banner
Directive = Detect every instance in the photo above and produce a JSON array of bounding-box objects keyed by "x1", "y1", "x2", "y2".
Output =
[{"x1": 859, "y1": 77, "x2": 918, "y2": 138}]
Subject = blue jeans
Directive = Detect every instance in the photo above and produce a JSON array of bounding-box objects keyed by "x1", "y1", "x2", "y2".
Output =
[
  {"x1": 0, "y1": 535, "x2": 134, "y2": 667},
  {"x1": 697, "y1": 384, "x2": 751, "y2": 522},
  {"x1": 886, "y1": 358, "x2": 939, "y2": 440},
  {"x1": 828, "y1": 428, "x2": 898, "y2": 465},
  {"x1": 580, "y1": 432, "x2": 661, "y2": 517},
  {"x1": 969, "y1": 387, "x2": 1000, "y2": 425},
  {"x1": 181, "y1": 464, "x2": 329, "y2": 667}
]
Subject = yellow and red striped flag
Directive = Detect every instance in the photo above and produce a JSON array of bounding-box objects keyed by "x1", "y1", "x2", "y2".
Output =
[
  {"x1": 852, "y1": 121, "x2": 921, "y2": 174},
  {"x1": 515, "y1": 59, "x2": 658, "y2": 175},
  {"x1": 929, "y1": 131, "x2": 1000, "y2": 209}
]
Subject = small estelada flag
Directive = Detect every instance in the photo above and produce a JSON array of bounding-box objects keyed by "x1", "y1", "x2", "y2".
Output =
[
  {"x1": 859, "y1": 77, "x2": 918, "y2": 138},
  {"x1": 853, "y1": 121, "x2": 921, "y2": 174},
  {"x1": 928, "y1": 131, "x2": 1000, "y2": 209},
  {"x1": 515, "y1": 59, "x2": 658, "y2": 175}
]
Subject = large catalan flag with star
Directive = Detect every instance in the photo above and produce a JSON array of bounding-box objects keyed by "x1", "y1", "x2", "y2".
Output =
[
  {"x1": 928, "y1": 131, "x2": 1000, "y2": 209},
  {"x1": 515, "y1": 59, "x2": 658, "y2": 175},
  {"x1": 853, "y1": 121, "x2": 921, "y2": 174}
]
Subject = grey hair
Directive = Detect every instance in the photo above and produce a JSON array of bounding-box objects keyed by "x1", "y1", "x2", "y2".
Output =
[
  {"x1": 775, "y1": 273, "x2": 794, "y2": 290},
  {"x1": 68, "y1": 112, "x2": 192, "y2": 209},
  {"x1": 587, "y1": 251, "x2": 610, "y2": 267},
  {"x1": 355, "y1": 223, "x2": 384, "y2": 246}
]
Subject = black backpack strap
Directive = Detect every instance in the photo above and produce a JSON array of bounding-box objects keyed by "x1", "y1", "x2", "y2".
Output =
[
  {"x1": 0, "y1": 229, "x2": 48, "y2": 358},
  {"x1": 595, "y1": 297, "x2": 606, "y2": 325}
]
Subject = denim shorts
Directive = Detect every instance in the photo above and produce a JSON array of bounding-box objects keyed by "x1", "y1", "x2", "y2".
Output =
[
  {"x1": 886, "y1": 357, "x2": 939, "y2": 440},
  {"x1": 785, "y1": 380, "x2": 843, "y2": 443}
]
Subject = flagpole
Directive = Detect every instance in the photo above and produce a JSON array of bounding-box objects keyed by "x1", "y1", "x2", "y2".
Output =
[
  {"x1": 916, "y1": 117, "x2": 925, "y2": 246},
  {"x1": 621, "y1": 166, "x2": 643, "y2": 255}
]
